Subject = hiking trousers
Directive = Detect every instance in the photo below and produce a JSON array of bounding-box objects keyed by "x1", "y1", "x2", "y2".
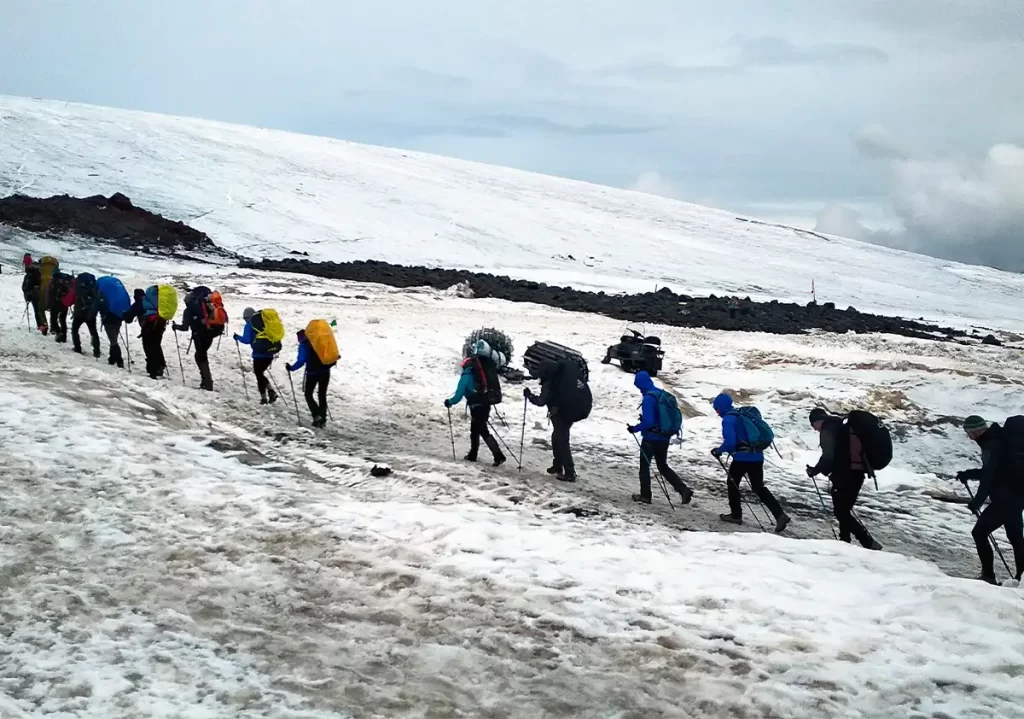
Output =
[
  {"x1": 468, "y1": 404, "x2": 502, "y2": 461},
  {"x1": 103, "y1": 319, "x2": 123, "y2": 367},
  {"x1": 550, "y1": 414, "x2": 576, "y2": 478},
  {"x1": 253, "y1": 356, "x2": 274, "y2": 398},
  {"x1": 639, "y1": 439, "x2": 689, "y2": 500},
  {"x1": 728, "y1": 460, "x2": 784, "y2": 520},
  {"x1": 192, "y1": 329, "x2": 216, "y2": 390},
  {"x1": 29, "y1": 292, "x2": 46, "y2": 332},
  {"x1": 49, "y1": 306, "x2": 68, "y2": 341},
  {"x1": 972, "y1": 501, "x2": 1024, "y2": 581},
  {"x1": 72, "y1": 313, "x2": 101, "y2": 356},
  {"x1": 141, "y1": 321, "x2": 167, "y2": 378},
  {"x1": 830, "y1": 472, "x2": 875, "y2": 547},
  {"x1": 304, "y1": 370, "x2": 330, "y2": 421}
]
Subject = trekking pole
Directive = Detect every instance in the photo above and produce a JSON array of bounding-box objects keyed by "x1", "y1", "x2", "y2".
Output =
[
  {"x1": 187, "y1": 337, "x2": 193, "y2": 354},
  {"x1": 173, "y1": 328, "x2": 186, "y2": 385},
  {"x1": 518, "y1": 397, "x2": 527, "y2": 472},
  {"x1": 287, "y1": 371, "x2": 302, "y2": 426},
  {"x1": 234, "y1": 340, "x2": 250, "y2": 400},
  {"x1": 23, "y1": 303, "x2": 30, "y2": 331},
  {"x1": 121, "y1": 326, "x2": 132, "y2": 373},
  {"x1": 446, "y1": 406, "x2": 457, "y2": 461},
  {"x1": 716, "y1": 456, "x2": 764, "y2": 531},
  {"x1": 487, "y1": 421, "x2": 520, "y2": 466},
  {"x1": 809, "y1": 474, "x2": 838, "y2": 539},
  {"x1": 634, "y1": 434, "x2": 674, "y2": 510},
  {"x1": 493, "y1": 407, "x2": 510, "y2": 430},
  {"x1": 745, "y1": 476, "x2": 775, "y2": 528},
  {"x1": 960, "y1": 478, "x2": 1013, "y2": 578}
]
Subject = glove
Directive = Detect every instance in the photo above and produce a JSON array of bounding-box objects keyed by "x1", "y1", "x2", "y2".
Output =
[
  {"x1": 172, "y1": 323, "x2": 183, "y2": 332},
  {"x1": 968, "y1": 498, "x2": 982, "y2": 513},
  {"x1": 233, "y1": 334, "x2": 242, "y2": 343},
  {"x1": 806, "y1": 465, "x2": 817, "y2": 478},
  {"x1": 710, "y1": 448, "x2": 722, "y2": 458},
  {"x1": 523, "y1": 388, "x2": 532, "y2": 399},
  {"x1": 285, "y1": 363, "x2": 293, "y2": 372},
  {"x1": 955, "y1": 470, "x2": 966, "y2": 481},
  {"x1": 444, "y1": 399, "x2": 452, "y2": 408},
  {"x1": 627, "y1": 424, "x2": 638, "y2": 434}
]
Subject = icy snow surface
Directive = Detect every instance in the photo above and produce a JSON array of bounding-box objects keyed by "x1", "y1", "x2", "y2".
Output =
[
  {"x1": 4, "y1": 95, "x2": 1024, "y2": 332},
  {"x1": 1, "y1": 233, "x2": 1023, "y2": 717}
]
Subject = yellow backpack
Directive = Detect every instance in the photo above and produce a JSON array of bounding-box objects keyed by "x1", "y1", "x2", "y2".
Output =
[
  {"x1": 156, "y1": 285, "x2": 178, "y2": 320},
  {"x1": 252, "y1": 308, "x2": 285, "y2": 355},
  {"x1": 305, "y1": 319, "x2": 340, "y2": 366}
]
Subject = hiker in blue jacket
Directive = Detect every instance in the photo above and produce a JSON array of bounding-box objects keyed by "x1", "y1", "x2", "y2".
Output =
[
  {"x1": 444, "y1": 343, "x2": 506, "y2": 467},
  {"x1": 234, "y1": 307, "x2": 278, "y2": 404},
  {"x1": 712, "y1": 393, "x2": 790, "y2": 532},
  {"x1": 628, "y1": 371, "x2": 693, "y2": 505},
  {"x1": 285, "y1": 329, "x2": 331, "y2": 428}
]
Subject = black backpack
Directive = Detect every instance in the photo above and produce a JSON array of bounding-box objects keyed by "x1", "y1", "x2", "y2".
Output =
[
  {"x1": 74, "y1": 272, "x2": 98, "y2": 313},
  {"x1": 999, "y1": 416, "x2": 1024, "y2": 480},
  {"x1": 470, "y1": 355, "x2": 502, "y2": 405},
  {"x1": 846, "y1": 410, "x2": 893, "y2": 475},
  {"x1": 556, "y1": 359, "x2": 592, "y2": 422}
]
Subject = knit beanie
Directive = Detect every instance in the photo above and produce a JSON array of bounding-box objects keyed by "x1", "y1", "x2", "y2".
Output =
[
  {"x1": 963, "y1": 415, "x2": 988, "y2": 433},
  {"x1": 243, "y1": 307, "x2": 255, "y2": 321},
  {"x1": 809, "y1": 408, "x2": 829, "y2": 425}
]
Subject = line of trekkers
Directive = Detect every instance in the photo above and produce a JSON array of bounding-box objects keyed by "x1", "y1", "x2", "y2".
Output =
[
  {"x1": 20, "y1": 253, "x2": 339, "y2": 427},
  {"x1": 445, "y1": 322, "x2": 1023, "y2": 585},
  {"x1": 19, "y1": 254, "x2": 1024, "y2": 585}
]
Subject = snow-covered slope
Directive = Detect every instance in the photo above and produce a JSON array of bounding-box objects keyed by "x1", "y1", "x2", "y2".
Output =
[{"x1": 3, "y1": 95, "x2": 1024, "y2": 332}]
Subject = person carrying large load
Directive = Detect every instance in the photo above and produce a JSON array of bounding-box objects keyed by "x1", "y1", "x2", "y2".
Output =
[
  {"x1": 444, "y1": 338, "x2": 506, "y2": 467},
  {"x1": 47, "y1": 270, "x2": 74, "y2": 343},
  {"x1": 21, "y1": 254, "x2": 46, "y2": 334},
  {"x1": 286, "y1": 319, "x2": 339, "y2": 428},
  {"x1": 71, "y1": 272, "x2": 101, "y2": 357},
  {"x1": 172, "y1": 286, "x2": 228, "y2": 391},
  {"x1": 235, "y1": 307, "x2": 284, "y2": 404},
  {"x1": 93, "y1": 275, "x2": 131, "y2": 369},
  {"x1": 124, "y1": 284, "x2": 178, "y2": 379},
  {"x1": 523, "y1": 343, "x2": 592, "y2": 483}
]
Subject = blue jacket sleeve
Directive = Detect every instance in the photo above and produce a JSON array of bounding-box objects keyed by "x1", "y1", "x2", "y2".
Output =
[
  {"x1": 448, "y1": 369, "x2": 473, "y2": 406},
  {"x1": 235, "y1": 321, "x2": 254, "y2": 345},
  {"x1": 635, "y1": 394, "x2": 657, "y2": 433},
  {"x1": 718, "y1": 414, "x2": 739, "y2": 454},
  {"x1": 289, "y1": 342, "x2": 308, "y2": 372}
]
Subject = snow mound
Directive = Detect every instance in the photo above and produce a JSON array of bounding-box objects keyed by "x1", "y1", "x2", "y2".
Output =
[{"x1": 3, "y1": 95, "x2": 1024, "y2": 331}]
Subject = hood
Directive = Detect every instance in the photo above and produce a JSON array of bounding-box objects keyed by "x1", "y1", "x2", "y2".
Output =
[
  {"x1": 634, "y1": 371, "x2": 655, "y2": 393},
  {"x1": 535, "y1": 360, "x2": 558, "y2": 381},
  {"x1": 22, "y1": 254, "x2": 32, "y2": 266},
  {"x1": 134, "y1": 289, "x2": 146, "y2": 300},
  {"x1": 713, "y1": 393, "x2": 734, "y2": 415}
]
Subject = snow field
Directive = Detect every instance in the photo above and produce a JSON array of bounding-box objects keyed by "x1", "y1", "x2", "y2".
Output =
[
  {"x1": 5, "y1": 95, "x2": 1024, "y2": 332},
  {"x1": 2, "y1": 236, "x2": 1024, "y2": 717}
]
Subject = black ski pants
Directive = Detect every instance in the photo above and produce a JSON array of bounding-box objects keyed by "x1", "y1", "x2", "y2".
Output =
[
  {"x1": 49, "y1": 306, "x2": 68, "y2": 341},
  {"x1": 728, "y1": 460, "x2": 784, "y2": 520},
  {"x1": 253, "y1": 356, "x2": 274, "y2": 398},
  {"x1": 550, "y1": 414, "x2": 576, "y2": 478},
  {"x1": 639, "y1": 439, "x2": 689, "y2": 500},
  {"x1": 103, "y1": 319, "x2": 123, "y2": 367},
  {"x1": 141, "y1": 321, "x2": 167, "y2": 378},
  {"x1": 830, "y1": 472, "x2": 875, "y2": 547},
  {"x1": 192, "y1": 328, "x2": 216, "y2": 390},
  {"x1": 304, "y1": 370, "x2": 330, "y2": 420},
  {"x1": 72, "y1": 312, "x2": 101, "y2": 356},
  {"x1": 972, "y1": 502, "x2": 1024, "y2": 581},
  {"x1": 468, "y1": 404, "x2": 502, "y2": 460}
]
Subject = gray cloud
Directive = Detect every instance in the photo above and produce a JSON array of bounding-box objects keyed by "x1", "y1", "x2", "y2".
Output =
[
  {"x1": 816, "y1": 130, "x2": 1024, "y2": 271},
  {"x1": 732, "y1": 35, "x2": 890, "y2": 67}
]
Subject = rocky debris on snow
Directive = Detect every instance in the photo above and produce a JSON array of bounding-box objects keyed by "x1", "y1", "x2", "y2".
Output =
[
  {"x1": 445, "y1": 281, "x2": 474, "y2": 299},
  {"x1": 982, "y1": 334, "x2": 1002, "y2": 346},
  {"x1": 239, "y1": 257, "x2": 975, "y2": 343},
  {"x1": 0, "y1": 192, "x2": 225, "y2": 256},
  {"x1": 370, "y1": 464, "x2": 392, "y2": 477}
]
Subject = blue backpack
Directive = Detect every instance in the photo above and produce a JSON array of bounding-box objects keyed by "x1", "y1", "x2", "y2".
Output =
[
  {"x1": 651, "y1": 389, "x2": 683, "y2": 437},
  {"x1": 731, "y1": 407, "x2": 774, "y2": 452},
  {"x1": 96, "y1": 276, "x2": 131, "y2": 318}
]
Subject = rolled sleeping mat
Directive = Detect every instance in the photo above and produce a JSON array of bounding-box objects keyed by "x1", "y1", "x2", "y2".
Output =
[{"x1": 523, "y1": 340, "x2": 589, "y2": 382}]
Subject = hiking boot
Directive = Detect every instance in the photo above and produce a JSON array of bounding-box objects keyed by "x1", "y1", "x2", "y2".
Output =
[
  {"x1": 115, "y1": 359, "x2": 124, "y2": 369},
  {"x1": 546, "y1": 466, "x2": 561, "y2": 475},
  {"x1": 73, "y1": 346, "x2": 83, "y2": 355},
  {"x1": 775, "y1": 513, "x2": 792, "y2": 534},
  {"x1": 313, "y1": 416, "x2": 327, "y2": 429},
  {"x1": 268, "y1": 388, "x2": 279, "y2": 405},
  {"x1": 632, "y1": 494, "x2": 652, "y2": 504},
  {"x1": 108, "y1": 356, "x2": 116, "y2": 366},
  {"x1": 464, "y1": 453, "x2": 477, "y2": 462},
  {"x1": 93, "y1": 350, "x2": 101, "y2": 359},
  {"x1": 556, "y1": 472, "x2": 577, "y2": 483},
  {"x1": 720, "y1": 513, "x2": 743, "y2": 525},
  {"x1": 977, "y1": 572, "x2": 999, "y2": 585},
  {"x1": 678, "y1": 487, "x2": 694, "y2": 505},
  {"x1": 866, "y1": 540, "x2": 883, "y2": 551},
  {"x1": 493, "y1": 455, "x2": 507, "y2": 468}
]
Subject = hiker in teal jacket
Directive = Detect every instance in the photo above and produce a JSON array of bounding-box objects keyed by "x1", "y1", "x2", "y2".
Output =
[{"x1": 444, "y1": 347, "x2": 505, "y2": 467}]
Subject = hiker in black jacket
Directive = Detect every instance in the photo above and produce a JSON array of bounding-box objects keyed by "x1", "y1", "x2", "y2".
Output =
[
  {"x1": 958, "y1": 415, "x2": 1024, "y2": 584},
  {"x1": 525, "y1": 359, "x2": 592, "y2": 483},
  {"x1": 807, "y1": 408, "x2": 882, "y2": 550}
]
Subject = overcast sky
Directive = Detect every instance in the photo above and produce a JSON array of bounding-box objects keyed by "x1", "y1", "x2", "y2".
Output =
[{"x1": 2, "y1": 1, "x2": 1023, "y2": 268}]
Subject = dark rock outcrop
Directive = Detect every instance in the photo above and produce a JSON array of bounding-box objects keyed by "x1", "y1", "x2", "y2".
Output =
[
  {"x1": 240, "y1": 257, "x2": 971, "y2": 342},
  {"x1": 0, "y1": 193, "x2": 220, "y2": 254}
]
